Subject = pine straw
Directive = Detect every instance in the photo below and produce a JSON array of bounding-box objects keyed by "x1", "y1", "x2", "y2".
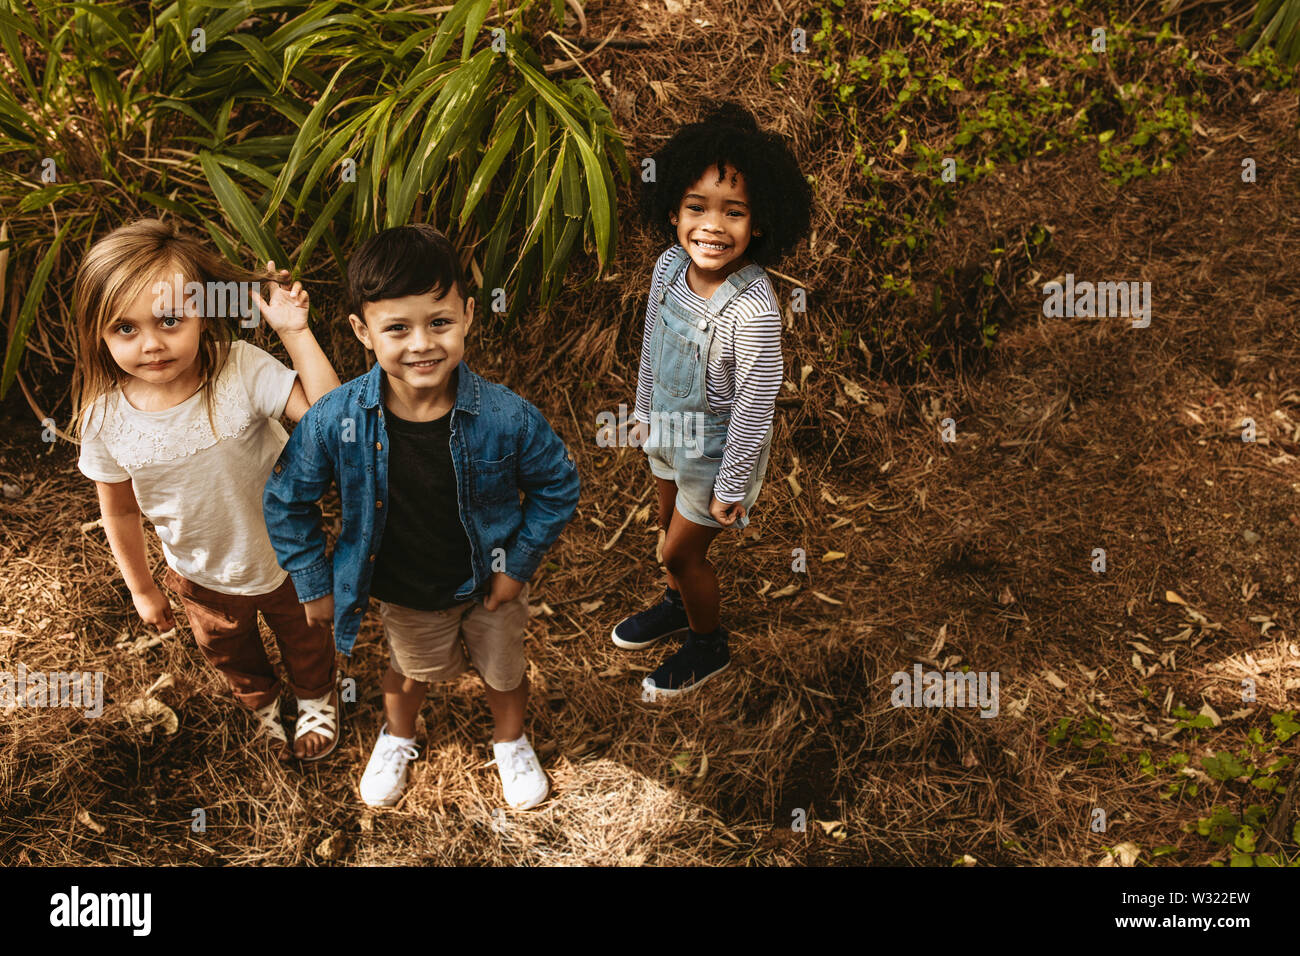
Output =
[{"x1": 4, "y1": 3, "x2": 1300, "y2": 866}]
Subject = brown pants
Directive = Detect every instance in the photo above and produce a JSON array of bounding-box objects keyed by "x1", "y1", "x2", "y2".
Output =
[{"x1": 164, "y1": 568, "x2": 335, "y2": 709}]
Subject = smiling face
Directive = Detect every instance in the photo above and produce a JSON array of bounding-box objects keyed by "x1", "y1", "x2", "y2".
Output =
[
  {"x1": 102, "y1": 271, "x2": 203, "y2": 389},
  {"x1": 349, "y1": 284, "x2": 475, "y2": 405},
  {"x1": 671, "y1": 163, "x2": 757, "y2": 278}
]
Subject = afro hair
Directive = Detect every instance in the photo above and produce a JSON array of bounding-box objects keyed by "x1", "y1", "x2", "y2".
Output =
[{"x1": 637, "y1": 102, "x2": 812, "y2": 266}]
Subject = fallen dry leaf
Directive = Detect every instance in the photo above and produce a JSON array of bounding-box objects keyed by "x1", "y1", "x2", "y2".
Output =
[
  {"x1": 315, "y1": 832, "x2": 348, "y2": 860},
  {"x1": 145, "y1": 673, "x2": 174, "y2": 697},
  {"x1": 926, "y1": 624, "x2": 948, "y2": 661},
  {"x1": 1110, "y1": 842, "x2": 1141, "y2": 867},
  {"x1": 819, "y1": 820, "x2": 848, "y2": 841},
  {"x1": 122, "y1": 697, "x2": 179, "y2": 735},
  {"x1": 838, "y1": 376, "x2": 870, "y2": 405}
]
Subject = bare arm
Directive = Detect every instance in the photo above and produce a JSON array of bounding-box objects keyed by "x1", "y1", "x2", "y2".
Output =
[
  {"x1": 279, "y1": 329, "x2": 340, "y2": 420},
  {"x1": 256, "y1": 262, "x2": 341, "y2": 421},
  {"x1": 95, "y1": 479, "x2": 176, "y2": 631}
]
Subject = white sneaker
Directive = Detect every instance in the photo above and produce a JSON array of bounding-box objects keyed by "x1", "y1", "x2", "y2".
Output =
[
  {"x1": 359, "y1": 725, "x2": 420, "y2": 808},
  {"x1": 491, "y1": 735, "x2": 549, "y2": 810}
]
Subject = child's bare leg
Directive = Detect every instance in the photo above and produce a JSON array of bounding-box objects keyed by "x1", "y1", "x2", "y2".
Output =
[
  {"x1": 654, "y1": 476, "x2": 681, "y2": 591},
  {"x1": 483, "y1": 673, "x2": 529, "y2": 742},
  {"x1": 381, "y1": 665, "x2": 428, "y2": 738},
  {"x1": 661, "y1": 504, "x2": 724, "y2": 632}
]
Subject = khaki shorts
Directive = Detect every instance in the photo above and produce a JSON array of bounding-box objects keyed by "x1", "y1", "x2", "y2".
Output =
[{"x1": 377, "y1": 583, "x2": 530, "y2": 691}]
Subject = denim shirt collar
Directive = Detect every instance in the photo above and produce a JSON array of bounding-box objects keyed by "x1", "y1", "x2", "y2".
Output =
[{"x1": 356, "y1": 357, "x2": 481, "y2": 416}]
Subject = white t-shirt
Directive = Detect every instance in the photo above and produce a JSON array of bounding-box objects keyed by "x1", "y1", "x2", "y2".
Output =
[{"x1": 78, "y1": 340, "x2": 298, "y2": 596}]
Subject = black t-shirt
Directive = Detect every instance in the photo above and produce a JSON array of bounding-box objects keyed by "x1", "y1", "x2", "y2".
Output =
[{"x1": 368, "y1": 404, "x2": 475, "y2": 611}]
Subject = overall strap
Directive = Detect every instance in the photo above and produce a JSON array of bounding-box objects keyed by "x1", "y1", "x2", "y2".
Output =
[
  {"x1": 657, "y1": 244, "x2": 693, "y2": 302},
  {"x1": 705, "y1": 262, "x2": 769, "y2": 316}
]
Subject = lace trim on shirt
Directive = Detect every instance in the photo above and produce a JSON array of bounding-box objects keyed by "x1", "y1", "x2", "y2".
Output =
[{"x1": 91, "y1": 359, "x2": 255, "y2": 471}]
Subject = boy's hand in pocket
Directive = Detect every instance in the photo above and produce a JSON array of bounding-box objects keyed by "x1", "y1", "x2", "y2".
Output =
[
  {"x1": 483, "y1": 572, "x2": 524, "y2": 611},
  {"x1": 304, "y1": 594, "x2": 334, "y2": 631}
]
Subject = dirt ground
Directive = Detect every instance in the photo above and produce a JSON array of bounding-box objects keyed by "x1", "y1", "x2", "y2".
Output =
[{"x1": 2, "y1": 5, "x2": 1300, "y2": 865}]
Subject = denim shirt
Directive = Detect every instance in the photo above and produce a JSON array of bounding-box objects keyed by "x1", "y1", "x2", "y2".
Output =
[{"x1": 262, "y1": 359, "x2": 580, "y2": 655}]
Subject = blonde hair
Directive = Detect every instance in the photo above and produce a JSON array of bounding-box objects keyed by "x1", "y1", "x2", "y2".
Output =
[{"x1": 71, "y1": 219, "x2": 261, "y2": 441}]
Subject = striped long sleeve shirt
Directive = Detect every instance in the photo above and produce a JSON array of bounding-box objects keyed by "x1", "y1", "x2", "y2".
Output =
[{"x1": 633, "y1": 246, "x2": 783, "y2": 503}]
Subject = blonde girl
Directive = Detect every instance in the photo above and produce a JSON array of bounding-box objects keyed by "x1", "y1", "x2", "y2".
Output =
[{"x1": 73, "y1": 218, "x2": 342, "y2": 760}]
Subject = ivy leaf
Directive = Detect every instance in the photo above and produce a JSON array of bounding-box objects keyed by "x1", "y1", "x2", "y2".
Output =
[{"x1": 1201, "y1": 751, "x2": 1247, "y2": 781}]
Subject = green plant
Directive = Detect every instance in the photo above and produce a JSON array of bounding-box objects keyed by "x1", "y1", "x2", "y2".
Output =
[
  {"x1": 1171, "y1": 703, "x2": 1216, "y2": 739},
  {"x1": 1186, "y1": 711, "x2": 1300, "y2": 866},
  {"x1": 0, "y1": 0, "x2": 626, "y2": 411},
  {"x1": 1047, "y1": 714, "x2": 1126, "y2": 767},
  {"x1": 799, "y1": 0, "x2": 1215, "y2": 308},
  {"x1": 1238, "y1": 0, "x2": 1300, "y2": 67}
]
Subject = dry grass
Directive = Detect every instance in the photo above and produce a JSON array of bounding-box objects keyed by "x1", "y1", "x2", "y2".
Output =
[{"x1": 3, "y1": 1, "x2": 1300, "y2": 866}]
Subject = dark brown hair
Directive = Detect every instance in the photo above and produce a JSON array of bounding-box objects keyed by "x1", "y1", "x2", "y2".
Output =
[{"x1": 347, "y1": 223, "x2": 468, "y2": 322}]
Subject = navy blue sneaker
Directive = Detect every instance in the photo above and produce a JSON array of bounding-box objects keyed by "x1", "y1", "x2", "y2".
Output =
[
  {"x1": 641, "y1": 628, "x2": 730, "y2": 699},
  {"x1": 611, "y1": 590, "x2": 689, "y2": 650}
]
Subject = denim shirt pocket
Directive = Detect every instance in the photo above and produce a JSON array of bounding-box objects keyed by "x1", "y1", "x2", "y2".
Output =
[{"x1": 470, "y1": 451, "x2": 519, "y2": 508}]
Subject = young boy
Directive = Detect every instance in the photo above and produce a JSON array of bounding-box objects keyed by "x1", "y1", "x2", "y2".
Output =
[{"x1": 263, "y1": 224, "x2": 579, "y2": 809}]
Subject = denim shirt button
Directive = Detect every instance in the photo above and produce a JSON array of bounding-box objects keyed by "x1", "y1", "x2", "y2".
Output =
[
  {"x1": 376, "y1": 500, "x2": 383, "y2": 509},
  {"x1": 375, "y1": 442, "x2": 382, "y2": 451},
  {"x1": 697, "y1": 319, "x2": 708, "y2": 331},
  {"x1": 353, "y1": 607, "x2": 361, "y2": 614},
  {"x1": 368, "y1": 554, "x2": 375, "y2": 561}
]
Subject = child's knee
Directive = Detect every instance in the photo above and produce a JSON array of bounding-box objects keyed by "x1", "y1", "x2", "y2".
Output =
[{"x1": 662, "y1": 541, "x2": 700, "y2": 577}]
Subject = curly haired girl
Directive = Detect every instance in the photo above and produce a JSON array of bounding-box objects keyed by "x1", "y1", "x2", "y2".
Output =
[{"x1": 611, "y1": 102, "x2": 813, "y2": 698}]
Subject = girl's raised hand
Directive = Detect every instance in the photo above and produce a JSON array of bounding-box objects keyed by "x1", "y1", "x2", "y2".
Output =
[{"x1": 254, "y1": 260, "x2": 310, "y2": 335}]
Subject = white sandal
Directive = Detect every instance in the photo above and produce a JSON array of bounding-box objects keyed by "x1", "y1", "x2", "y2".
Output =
[
  {"x1": 253, "y1": 699, "x2": 291, "y2": 761},
  {"x1": 294, "y1": 687, "x2": 340, "y2": 762}
]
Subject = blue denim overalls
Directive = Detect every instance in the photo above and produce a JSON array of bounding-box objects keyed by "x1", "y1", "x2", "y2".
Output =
[{"x1": 642, "y1": 245, "x2": 774, "y2": 530}]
